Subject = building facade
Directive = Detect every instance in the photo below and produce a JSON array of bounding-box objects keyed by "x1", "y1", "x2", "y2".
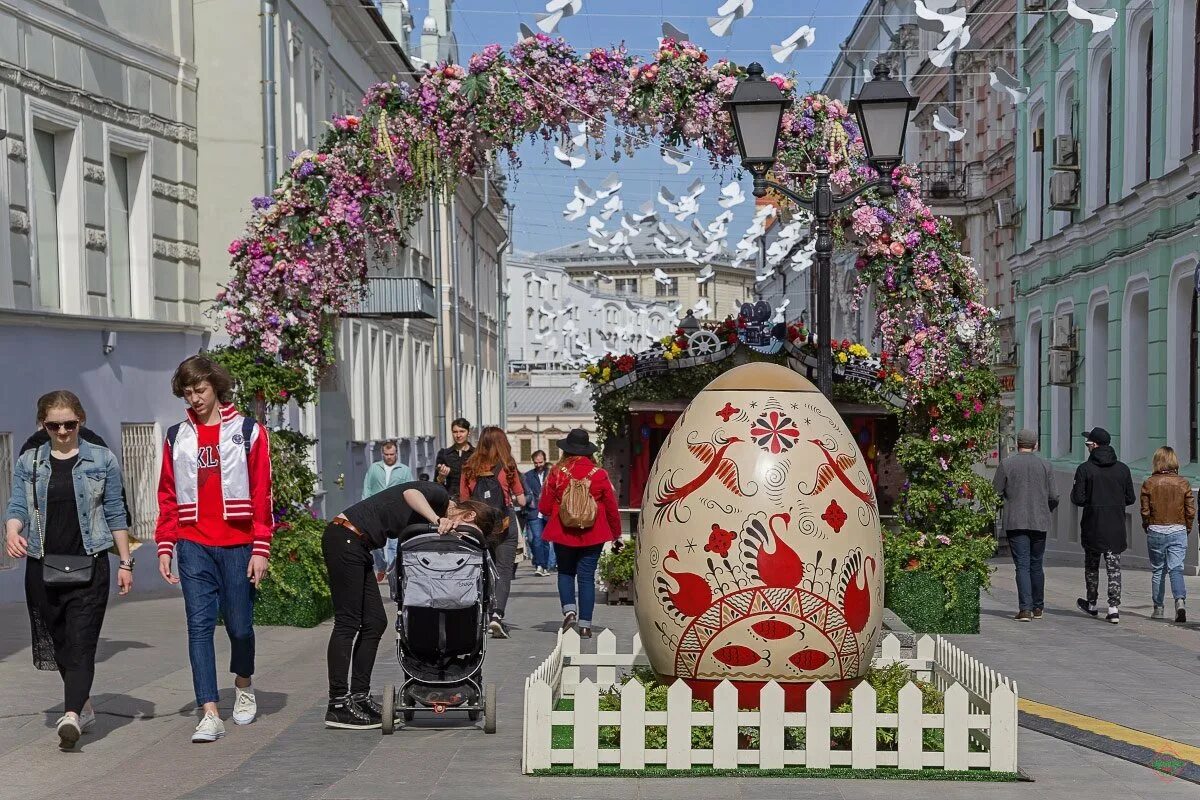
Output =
[
  {"x1": 0, "y1": 0, "x2": 203, "y2": 598},
  {"x1": 505, "y1": 381, "x2": 597, "y2": 473},
  {"x1": 1012, "y1": 1, "x2": 1200, "y2": 569}
]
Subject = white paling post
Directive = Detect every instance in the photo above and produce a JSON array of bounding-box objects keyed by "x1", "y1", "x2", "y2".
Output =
[
  {"x1": 897, "y1": 681, "x2": 923, "y2": 770},
  {"x1": 527, "y1": 679, "x2": 554, "y2": 772},
  {"x1": 666, "y1": 680, "x2": 692, "y2": 770},
  {"x1": 573, "y1": 678, "x2": 600, "y2": 769},
  {"x1": 619, "y1": 677, "x2": 647, "y2": 770},
  {"x1": 943, "y1": 683, "x2": 969, "y2": 771},
  {"x1": 561, "y1": 628, "x2": 581, "y2": 697},
  {"x1": 851, "y1": 681, "x2": 878, "y2": 769},
  {"x1": 596, "y1": 629, "x2": 617, "y2": 689},
  {"x1": 916, "y1": 635, "x2": 935, "y2": 661},
  {"x1": 805, "y1": 681, "x2": 832, "y2": 769},
  {"x1": 712, "y1": 680, "x2": 739, "y2": 769},
  {"x1": 631, "y1": 631, "x2": 646, "y2": 666},
  {"x1": 759, "y1": 681, "x2": 786, "y2": 769},
  {"x1": 989, "y1": 683, "x2": 1018, "y2": 772},
  {"x1": 880, "y1": 633, "x2": 901, "y2": 662}
]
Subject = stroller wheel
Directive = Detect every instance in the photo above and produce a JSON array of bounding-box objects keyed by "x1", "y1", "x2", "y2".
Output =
[
  {"x1": 483, "y1": 683, "x2": 497, "y2": 734},
  {"x1": 381, "y1": 685, "x2": 395, "y2": 735}
]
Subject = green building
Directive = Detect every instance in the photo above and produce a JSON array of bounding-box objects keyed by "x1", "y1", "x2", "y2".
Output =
[{"x1": 1012, "y1": 1, "x2": 1200, "y2": 570}]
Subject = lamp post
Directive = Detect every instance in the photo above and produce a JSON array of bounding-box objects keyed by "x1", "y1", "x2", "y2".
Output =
[{"x1": 725, "y1": 62, "x2": 917, "y2": 397}]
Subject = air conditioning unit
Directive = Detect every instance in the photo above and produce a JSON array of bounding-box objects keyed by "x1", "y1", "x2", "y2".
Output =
[
  {"x1": 1048, "y1": 171, "x2": 1079, "y2": 210},
  {"x1": 1050, "y1": 313, "x2": 1074, "y2": 349},
  {"x1": 1049, "y1": 349, "x2": 1074, "y2": 385},
  {"x1": 1032, "y1": 127, "x2": 1044, "y2": 152},
  {"x1": 994, "y1": 197, "x2": 1019, "y2": 228},
  {"x1": 1053, "y1": 135, "x2": 1079, "y2": 169},
  {"x1": 1026, "y1": 0, "x2": 1047, "y2": 9}
]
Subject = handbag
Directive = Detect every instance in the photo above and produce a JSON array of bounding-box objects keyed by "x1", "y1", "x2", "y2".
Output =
[{"x1": 33, "y1": 455, "x2": 95, "y2": 587}]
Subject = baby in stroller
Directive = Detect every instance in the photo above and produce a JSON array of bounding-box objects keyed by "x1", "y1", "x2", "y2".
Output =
[{"x1": 383, "y1": 521, "x2": 499, "y2": 733}]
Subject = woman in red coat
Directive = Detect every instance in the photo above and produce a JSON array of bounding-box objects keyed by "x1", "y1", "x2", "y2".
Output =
[{"x1": 538, "y1": 429, "x2": 621, "y2": 638}]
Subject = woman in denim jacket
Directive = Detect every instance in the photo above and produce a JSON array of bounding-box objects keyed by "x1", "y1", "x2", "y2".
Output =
[{"x1": 4, "y1": 391, "x2": 133, "y2": 751}]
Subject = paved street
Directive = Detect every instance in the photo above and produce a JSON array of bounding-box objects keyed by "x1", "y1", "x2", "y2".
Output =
[{"x1": 1, "y1": 561, "x2": 1198, "y2": 800}]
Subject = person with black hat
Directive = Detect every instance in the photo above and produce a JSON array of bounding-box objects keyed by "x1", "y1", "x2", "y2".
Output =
[
  {"x1": 1071, "y1": 427, "x2": 1135, "y2": 624},
  {"x1": 992, "y1": 429, "x2": 1059, "y2": 621},
  {"x1": 538, "y1": 429, "x2": 621, "y2": 639}
]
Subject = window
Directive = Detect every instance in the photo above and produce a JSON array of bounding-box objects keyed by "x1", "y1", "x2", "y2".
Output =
[
  {"x1": 615, "y1": 278, "x2": 637, "y2": 296},
  {"x1": 1023, "y1": 314, "x2": 1042, "y2": 434},
  {"x1": 1085, "y1": 295, "x2": 1110, "y2": 434},
  {"x1": 1145, "y1": 30, "x2": 1154, "y2": 180},
  {"x1": 520, "y1": 438, "x2": 532, "y2": 461},
  {"x1": 698, "y1": 280, "x2": 709, "y2": 298},
  {"x1": 1167, "y1": 261, "x2": 1199, "y2": 464},
  {"x1": 108, "y1": 154, "x2": 132, "y2": 317},
  {"x1": 655, "y1": 277, "x2": 678, "y2": 297},
  {"x1": 31, "y1": 129, "x2": 61, "y2": 309},
  {"x1": 1051, "y1": 304, "x2": 1074, "y2": 457},
  {"x1": 1121, "y1": 279, "x2": 1150, "y2": 462},
  {"x1": 0, "y1": 433, "x2": 11, "y2": 569},
  {"x1": 120, "y1": 423, "x2": 160, "y2": 545},
  {"x1": 1126, "y1": 14, "x2": 1155, "y2": 188},
  {"x1": 1105, "y1": 66, "x2": 1113, "y2": 203},
  {"x1": 548, "y1": 440, "x2": 560, "y2": 461},
  {"x1": 1027, "y1": 107, "x2": 1044, "y2": 244}
]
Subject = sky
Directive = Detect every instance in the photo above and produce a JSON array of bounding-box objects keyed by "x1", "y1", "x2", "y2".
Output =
[{"x1": 406, "y1": 1, "x2": 859, "y2": 255}]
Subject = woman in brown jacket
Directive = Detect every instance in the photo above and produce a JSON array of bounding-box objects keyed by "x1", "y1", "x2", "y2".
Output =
[{"x1": 1140, "y1": 446, "x2": 1195, "y2": 622}]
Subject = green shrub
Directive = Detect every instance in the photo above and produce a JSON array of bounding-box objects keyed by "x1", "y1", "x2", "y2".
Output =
[
  {"x1": 598, "y1": 544, "x2": 636, "y2": 586},
  {"x1": 254, "y1": 510, "x2": 332, "y2": 627}
]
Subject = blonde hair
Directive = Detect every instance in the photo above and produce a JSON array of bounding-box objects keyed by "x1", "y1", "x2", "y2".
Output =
[
  {"x1": 1152, "y1": 446, "x2": 1180, "y2": 473},
  {"x1": 37, "y1": 390, "x2": 86, "y2": 426}
]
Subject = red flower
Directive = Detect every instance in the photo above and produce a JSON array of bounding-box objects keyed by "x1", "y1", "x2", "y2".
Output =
[
  {"x1": 821, "y1": 500, "x2": 848, "y2": 533},
  {"x1": 704, "y1": 523, "x2": 736, "y2": 558}
]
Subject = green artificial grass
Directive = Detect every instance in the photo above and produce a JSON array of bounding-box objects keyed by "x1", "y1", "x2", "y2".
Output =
[
  {"x1": 533, "y1": 766, "x2": 1024, "y2": 781},
  {"x1": 886, "y1": 570, "x2": 981, "y2": 634}
]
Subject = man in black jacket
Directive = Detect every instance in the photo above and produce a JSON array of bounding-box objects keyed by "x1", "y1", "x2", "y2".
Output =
[
  {"x1": 1071, "y1": 427, "x2": 1135, "y2": 624},
  {"x1": 20, "y1": 428, "x2": 134, "y2": 527}
]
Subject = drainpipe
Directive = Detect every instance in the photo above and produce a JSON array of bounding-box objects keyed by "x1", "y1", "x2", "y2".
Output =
[
  {"x1": 470, "y1": 170, "x2": 490, "y2": 426},
  {"x1": 431, "y1": 189, "x2": 447, "y2": 441},
  {"x1": 498, "y1": 202, "x2": 514, "y2": 428},
  {"x1": 260, "y1": 0, "x2": 277, "y2": 191},
  {"x1": 450, "y1": 196, "x2": 463, "y2": 419}
]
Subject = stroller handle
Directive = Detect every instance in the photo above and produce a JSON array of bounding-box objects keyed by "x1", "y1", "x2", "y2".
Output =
[{"x1": 398, "y1": 522, "x2": 487, "y2": 548}]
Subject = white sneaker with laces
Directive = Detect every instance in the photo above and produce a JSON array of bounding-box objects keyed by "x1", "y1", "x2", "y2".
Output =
[
  {"x1": 56, "y1": 714, "x2": 81, "y2": 750},
  {"x1": 232, "y1": 687, "x2": 257, "y2": 725},
  {"x1": 79, "y1": 706, "x2": 96, "y2": 733},
  {"x1": 192, "y1": 711, "x2": 226, "y2": 743}
]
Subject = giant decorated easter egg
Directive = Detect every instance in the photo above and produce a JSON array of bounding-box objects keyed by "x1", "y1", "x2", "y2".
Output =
[{"x1": 633, "y1": 363, "x2": 883, "y2": 711}]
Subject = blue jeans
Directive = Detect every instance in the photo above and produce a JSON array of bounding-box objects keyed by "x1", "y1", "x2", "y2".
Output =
[
  {"x1": 555, "y1": 543, "x2": 604, "y2": 627},
  {"x1": 1007, "y1": 530, "x2": 1046, "y2": 612},
  {"x1": 526, "y1": 516, "x2": 555, "y2": 569},
  {"x1": 1147, "y1": 530, "x2": 1188, "y2": 606},
  {"x1": 177, "y1": 540, "x2": 256, "y2": 706},
  {"x1": 372, "y1": 538, "x2": 397, "y2": 575}
]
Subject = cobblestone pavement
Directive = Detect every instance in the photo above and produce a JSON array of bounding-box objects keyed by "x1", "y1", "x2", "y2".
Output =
[{"x1": 0, "y1": 561, "x2": 1198, "y2": 799}]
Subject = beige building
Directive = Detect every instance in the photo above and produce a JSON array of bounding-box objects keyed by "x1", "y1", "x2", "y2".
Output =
[{"x1": 505, "y1": 382, "x2": 597, "y2": 473}]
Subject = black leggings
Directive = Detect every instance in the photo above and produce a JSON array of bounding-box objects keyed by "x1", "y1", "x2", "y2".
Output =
[{"x1": 323, "y1": 525, "x2": 388, "y2": 699}]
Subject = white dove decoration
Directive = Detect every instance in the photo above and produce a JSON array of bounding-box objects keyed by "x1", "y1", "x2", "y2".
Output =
[
  {"x1": 631, "y1": 200, "x2": 657, "y2": 223},
  {"x1": 536, "y1": 0, "x2": 582, "y2": 34},
  {"x1": 553, "y1": 144, "x2": 584, "y2": 169},
  {"x1": 587, "y1": 238, "x2": 607, "y2": 252},
  {"x1": 597, "y1": 172, "x2": 623, "y2": 197},
  {"x1": 586, "y1": 216, "x2": 605, "y2": 236},
  {"x1": 708, "y1": 0, "x2": 753, "y2": 37},
  {"x1": 989, "y1": 67, "x2": 1029, "y2": 105},
  {"x1": 620, "y1": 214, "x2": 641, "y2": 236},
  {"x1": 599, "y1": 194, "x2": 623, "y2": 220},
  {"x1": 662, "y1": 151, "x2": 693, "y2": 174},
  {"x1": 771, "y1": 25, "x2": 816, "y2": 64},
  {"x1": 653, "y1": 268, "x2": 673, "y2": 285},
  {"x1": 518, "y1": 23, "x2": 537, "y2": 41},
  {"x1": 623, "y1": 245, "x2": 638, "y2": 266},
  {"x1": 914, "y1": 0, "x2": 966, "y2": 33},
  {"x1": 692, "y1": 298, "x2": 711, "y2": 318},
  {"x1": 573, "y1": 179, "x2": 597, "y2": 205},
  {"x1": 592, "y1": 270, "x2": 613, "y2": 282},
  {"x1": 932, "y1": 106, "x2": 966, "y2": 142},
  {"x1": 930, "y1": 25, "x2": 970, "y2": 69},
  {"x1": 1065, "y1": 0, "x2": 1117, "y2": 33},
  {"x1": 696, "y1": 265, "x2": 716, "y2": 284},
  {"x1": 718, "y1": 181, "x2": 746, "y2": 208},
  {"x1": 659, "y1": 21, "x2": 691, "y2": 46},
  {"x1": 562, "y1": 198, "x2": 587, "y2": 221}
]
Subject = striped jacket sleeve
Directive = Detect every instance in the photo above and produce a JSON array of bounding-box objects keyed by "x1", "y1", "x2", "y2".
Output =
[
  {"x1": 155, "y1": 438, "x2": 179, "y2": 559},
  {"x1": 249, "y1": 423, "x2": 274, "y2": 559}
]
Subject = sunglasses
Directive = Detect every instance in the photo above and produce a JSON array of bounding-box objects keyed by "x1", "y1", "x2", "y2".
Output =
[{"x1": 44, "y1": 420, "x2": 80, "y2": 432}]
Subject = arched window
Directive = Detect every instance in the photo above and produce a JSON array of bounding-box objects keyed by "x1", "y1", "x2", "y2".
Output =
[
  {"x1": 1051, "y1": 301, "x2": 1075, "y2": 457},
  {"x1": 1167, "y1": 259, "x2": 1199, "y2": 465},
  {"x1": 1125, "y1": 9, "x2": 1156, "y2": 188},
  {"x1": 1121, "y1": 277, "x2": 1151, "y2": 462},
  {"x1": 1085, "y1": 292, "x2": 1110, "y2": 434},
  {"x1": 1028, "y1": 106, "x2": 1045, "y2": 243},
  {"x1": 1023, "y1": 312, "x2": 1043, "y2": 435},
  {"x1": 1054, "y1": 76, "x2": 1076, "y2": 234}
]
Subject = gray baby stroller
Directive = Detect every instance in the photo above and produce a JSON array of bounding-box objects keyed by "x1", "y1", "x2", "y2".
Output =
[{"x1": 381, "y1": 523, "x2": 497, "y2": 734}]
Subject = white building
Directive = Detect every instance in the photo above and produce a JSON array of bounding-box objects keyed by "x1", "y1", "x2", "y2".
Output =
[
  {"x1": 0, "y1": 0, "x2": 204, "y2": 599},
  {"x1": 194, "y1": 0, "x2": 507, "y2": 514}
]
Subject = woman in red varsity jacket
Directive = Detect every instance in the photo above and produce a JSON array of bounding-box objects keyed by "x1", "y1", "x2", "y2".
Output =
[{"x1": 155, "y1": 356, "x2": 273, "y2": 744}]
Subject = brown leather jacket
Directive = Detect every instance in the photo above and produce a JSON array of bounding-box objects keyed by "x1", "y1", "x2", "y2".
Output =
[{"x1": 1139, "y1": 470, "x2": 1196, "y2": 530}]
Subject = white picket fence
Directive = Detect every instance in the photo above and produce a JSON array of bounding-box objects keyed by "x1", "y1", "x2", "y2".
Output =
[{"x1": 522, "y1": 630, "x2": 1018, "y2": 774}]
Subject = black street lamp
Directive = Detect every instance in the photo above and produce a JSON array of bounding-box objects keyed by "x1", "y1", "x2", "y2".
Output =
[{"x1": 726, "y1": 62, "x2": 917, "y2": 397}]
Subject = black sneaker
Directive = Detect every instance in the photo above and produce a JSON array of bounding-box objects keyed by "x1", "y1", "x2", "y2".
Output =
[
  {"x1": 325, "y1": 696, "x2": 380, "y2": 729},
  {"x1": 1076, "y1": 598, "x2": 1098, "y2": 617},
  {"x1": 351, "y1": 692, "x2": 383, "y2": 719},
  {"x1": 1176, "y1": 607, "x2": 1187, "y2": 624},
  {"x1": 1106, "y1": 610, "x2": 1120, "y2": 624}
]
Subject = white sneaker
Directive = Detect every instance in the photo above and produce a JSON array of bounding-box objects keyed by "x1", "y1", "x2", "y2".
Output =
[
  {"x1": 232, "y1": 687, "x2": 257, "y2": 725},
  {"x1": 192, "y1": 711, "x2": 226, "y2": 743},
  {"x1": 56, "y1": 714, "x2": 81, "y2": 750},
  {"x1": 79, "y1": 706, "x2": 96, "y2": 733},
  {"x1": 534, "y1": 566, "x2": 546, "y2": 577}
]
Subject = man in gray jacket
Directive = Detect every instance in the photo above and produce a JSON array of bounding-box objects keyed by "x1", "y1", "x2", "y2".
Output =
[{"x1": 992, "y1": 429, "x2": 1059, "y2": 621}]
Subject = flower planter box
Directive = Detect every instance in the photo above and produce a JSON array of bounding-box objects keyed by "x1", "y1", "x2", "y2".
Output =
[
  {"x1": 605, "y1": 581, "x2": 635, "y2": 605},
  {"x1": 523, "y1": 630, "x2": 1017, "y2": 775},
  {"x1": 886, "y1": 571, "x2": 981, "y2": 634}
]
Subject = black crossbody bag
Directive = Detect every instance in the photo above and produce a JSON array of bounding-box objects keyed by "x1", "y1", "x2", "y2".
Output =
[{"x1": 34, "y1": 455, "x2": 95, "y2": 587}]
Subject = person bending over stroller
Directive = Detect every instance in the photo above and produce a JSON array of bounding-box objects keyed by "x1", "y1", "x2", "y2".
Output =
[{"x1": 322, "y1": 480, "x2": 504, "y2": 729}]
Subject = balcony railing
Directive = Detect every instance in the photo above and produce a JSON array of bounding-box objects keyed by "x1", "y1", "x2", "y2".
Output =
[
  {"x1": 348, "y1": 276, "x2": 438, "y2": 319},
  {"x1": 918, "y1": 161, "x2": 985, "y2": 203}
]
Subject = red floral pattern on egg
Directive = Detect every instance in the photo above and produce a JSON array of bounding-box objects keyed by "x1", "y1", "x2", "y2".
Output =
[
  {"x1": 789, "y1": 649, "x2": 832, "y2": 671},
  {"x1": 704, "y1": 523, "x2": 736, "y2": 557},
  {"x1": 821, "y1": 499, "x2": 848, "y2": 533},
  {"x1": 712, "y1": 644, "x2": 764, "y2": 667}
]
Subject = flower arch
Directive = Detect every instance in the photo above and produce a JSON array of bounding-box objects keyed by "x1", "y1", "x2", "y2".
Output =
[{"x1": 217, "y1": 34, "x2": 1001, "y2": 614}]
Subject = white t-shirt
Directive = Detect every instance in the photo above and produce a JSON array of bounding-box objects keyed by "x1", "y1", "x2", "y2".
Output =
[{"x1": 383, "y1": 464, "x2": 396, "y2": 484}]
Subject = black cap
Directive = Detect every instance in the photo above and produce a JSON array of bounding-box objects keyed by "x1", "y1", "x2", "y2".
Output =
[
  {"x1": 557, "y1": 428, "x2": 598, "y2": 456},
  {"x1": 1082, "y1": 427, "x2": 1111, "y2": 446}
]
